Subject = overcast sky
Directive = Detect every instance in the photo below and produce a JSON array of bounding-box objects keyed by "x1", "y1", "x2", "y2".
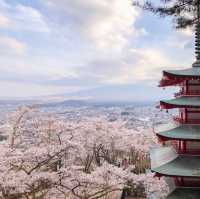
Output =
[{"x1": 0, "y1": 0, "x2": 196, "y2": 100}]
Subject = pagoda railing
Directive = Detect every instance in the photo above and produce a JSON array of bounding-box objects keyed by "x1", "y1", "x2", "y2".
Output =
[
  {"x1": 173, "y1": 116, "x2": 200, "y2": 124},
  {"x1": 178, "y1": 149, "x2": 200, "y2": 155},
  {"x1": 171, "y1": 141, "x2": 200, "y2": 155},
  {"x1": 174, "y1": 177, "x2": 200, "y2": 187},
  {"x1": 173, "y1": 146, "x2": 200, "y2": 155},
  {"x1": 175, "y1": 90, "x2": 200, "y2": 97}
]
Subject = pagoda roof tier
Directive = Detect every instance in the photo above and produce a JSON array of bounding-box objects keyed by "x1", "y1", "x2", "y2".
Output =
[
  {"x1": 155, "y1": 124, "x2": 200, "y2": 141},
  {"x1": 164, "y1": 68, "x2": 200, "y2": 78},
  {"x1": 159, "y1": 68, "x2": 200, "y2": 87},
  {"x1": 160, "y1": 96, "x2": 200, "y2": 109},
  {"x1": 152, "y1": 155, "x2": 200, "y2": 177},
  {"x1": 167, "y1": 187, "x2": 200, "y2": 199}
]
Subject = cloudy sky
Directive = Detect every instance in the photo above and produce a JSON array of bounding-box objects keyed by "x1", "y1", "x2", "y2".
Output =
[{"x1": 0, "y1": 0, "x2": 196, "y2": 101}]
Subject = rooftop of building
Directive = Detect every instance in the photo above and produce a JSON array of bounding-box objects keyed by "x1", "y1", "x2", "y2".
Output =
[
  {"x1": 160, "y1": 96, "x2": 200, "y2": 109},
  {"x1": 152, "y1": 155, "x2": 200, "y2": 177},
  {"x1": 164, "y1": 67, "x2": 200, "y2": 78},
  {"x1": 155, "y1": 124, "x2": 200, "y2": 141},
  {"x1": 159, "y1": 67, "x2": 200, "y2": 87}
]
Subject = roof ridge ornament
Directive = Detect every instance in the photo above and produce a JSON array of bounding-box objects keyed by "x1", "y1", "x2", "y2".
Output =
[{"x1": 193, "y1": 1, "x2": 200, "y2": 67}]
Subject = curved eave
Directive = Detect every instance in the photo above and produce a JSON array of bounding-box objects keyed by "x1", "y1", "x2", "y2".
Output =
[
  {"x1": 159, "y1": 77, "x2": 184, "y2": 87},
  {"x1": 156, "y1": 125, "x2": 200, "y2": 141},
  {"x1": 163, "y1": 67, "x2": 200, "y2": 79},
  {"x1": 164, "y1": 69, "x2": 200, "y2": 78},
  {"x1": 167, "y1": 188, "x2": 200, "y2": 199},
  {"x1": 159, "y1": 68, "x2": 200, "y2": 87},
  {"x1": 160, "y1": 97, "x2": 200, "y2": 109},
  {"x1": 152, "y1": 155, "x2": 200, "y2": 177}
]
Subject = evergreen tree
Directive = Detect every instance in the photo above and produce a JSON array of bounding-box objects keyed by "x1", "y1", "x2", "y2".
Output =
[
  {"x1": 134, "y1": 0, "x2": 200, "y2": 65},
  {"x1": 133, "y1": 0, "x2": 200, "y2": 29}
]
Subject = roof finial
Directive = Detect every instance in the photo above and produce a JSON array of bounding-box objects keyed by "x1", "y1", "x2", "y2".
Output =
[{"x1": 193, "y1": 1, "x2": 200, "y2": 67}]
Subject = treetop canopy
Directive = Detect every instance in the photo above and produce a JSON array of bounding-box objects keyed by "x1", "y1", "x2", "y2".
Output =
[{"x1": 133, "y1": 0, "x2": 200, "y2": 28}]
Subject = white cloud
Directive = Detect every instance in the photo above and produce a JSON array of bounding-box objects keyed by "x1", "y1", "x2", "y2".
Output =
[
  {"x1": 72, "y1": 43, "x2": 192, "y2": 87},
  {"x1": 0, "y1": 80, "x2": 83, "y2": 98},
  {"x1": 129, "y1": 48, "x2": 172, "y2": 82},
  {"x1": 0, "y1": 0, "x2": 188, "y2": 98},
  {"x1": 29, "y1": 0, "x2": 177, "y2": 88},
  {"x1": 0, "y1": 36, "x2": 26, "y2": 55},
  {"x1": 43, "y1": 0, "x2": 142, "y2": 51},
  {"x1": 83, "y1": 48, "x2": 173, "y2": 85},
  {"x1": 0, "y1": 14, "x2": 10, "y2": 28},
  {"x1": 0, "y1": 52, "x2": 79, "y2": 82},
  {"x1": 178, "y1": 27, "x2": 193, "y2": 37},
  {"x1": 0, "y1": 0, "x2": 50, "y2": 33},
  {"x1": 165, "y1": 27, "x2": 194, "y2": 50}
]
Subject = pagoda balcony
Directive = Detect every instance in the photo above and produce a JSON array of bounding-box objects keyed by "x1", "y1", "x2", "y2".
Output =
[
  {"x1": 171, "y1": 140, "x2": 200, "y2": 155},
  {"x1": 173, "y1": 116, "x2": 200, "y2": 124},
  {"x1": 175, "y1": 148, "x2": 200, "y2": 155},
  {"x1": 175, "y1": 90, "x2": 200, "y2": 97}
]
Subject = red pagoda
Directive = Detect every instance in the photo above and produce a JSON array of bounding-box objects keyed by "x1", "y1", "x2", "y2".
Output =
[{"x1": 151, "y1": 9, "x2": 200, "y2": 199}]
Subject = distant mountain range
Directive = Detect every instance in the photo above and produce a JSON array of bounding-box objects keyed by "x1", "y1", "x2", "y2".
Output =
[
  {"x1": 0, "y1": 98, "x2": 153, "y2": 108},
  {"x1": 40, "y1": 99, "x2": 154, "y2": 108},
  {"x1": 41, "y1": 84, "x2": 175, "y2": 103},
  {"x1": 0, "y1": 84, "x2": 176, "y2": 107}
]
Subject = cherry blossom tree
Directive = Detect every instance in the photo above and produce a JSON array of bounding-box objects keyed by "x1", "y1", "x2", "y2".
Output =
[{"x1": 0, "y1": 106, "x2": 168, "y2": 199}]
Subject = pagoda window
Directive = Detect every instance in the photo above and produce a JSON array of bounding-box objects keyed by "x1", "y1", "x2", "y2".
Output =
[
  {"x1": 174, "y1": 108, "x2": 200, "y2": 124},
  {"x1": 188, "y1": 80, "x2": 200, "y2": 92},
  {"x1": 175, "y1": 140, "x2": 187, "y2": 154},
  {"x1": 186, "y1": 141, "x2": 200, "y2": 155},
  {"x1": 188, "y1": 79, "x2": 200, "y2": 84},
  {"x1": 178, "y1": 108, "x2": 186, "y2": 122},
  {"x1": 186, "y1": 108, "x2": 200, "y2": 123},
  {"x1": 185, "y1": 80, "x2": 188, "y2": 93},
  {"x1": 172, "y1": 140, "x2": 183, "y2": 153},
  {"x1": 182, "y1": 141, "x2": 187, "y2": 153},
  {"x1": 173, "y1": 79, "x2": 200, "y2": 96},
  {"x1": 171, "y1": 141, "x2": 200, "y2": 155},
  {"x1": 185, "y1": 108, "x2": 188, "y2": 122}
]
